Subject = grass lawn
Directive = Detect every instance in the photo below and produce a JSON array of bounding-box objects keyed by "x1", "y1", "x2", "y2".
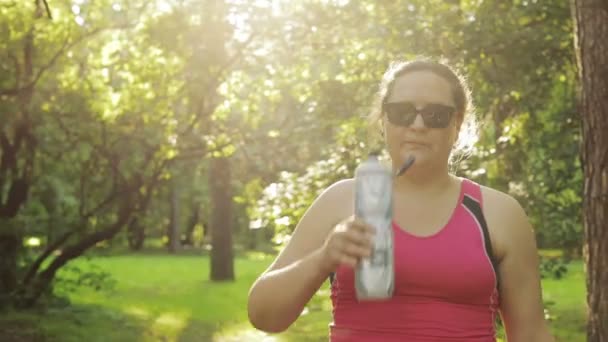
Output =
[{"x1": 0, "y1": 252, "x2": 586, "y2": 341}]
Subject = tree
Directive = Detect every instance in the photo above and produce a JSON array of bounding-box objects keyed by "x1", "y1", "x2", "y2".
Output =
[
  {"x1": 0, "y1": 0, "x2": 46, "y2": 308},
  {"x1": 209, "y1": 155, "x2": 234, "y2": 281},
  {"x1": 168, "y1": 180, "x2": 181, "y2": 254},
  {"x1": 0, "y1": 0, "x2": 234, "y2": 306},
  {"x1": 571, "y1": 0, "x2": 608, "y2": 340}
]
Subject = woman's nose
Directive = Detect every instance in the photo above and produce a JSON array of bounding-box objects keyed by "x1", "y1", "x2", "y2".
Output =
[{"x1": 409, "y1": 113, "x2": 426, "y2": 129}]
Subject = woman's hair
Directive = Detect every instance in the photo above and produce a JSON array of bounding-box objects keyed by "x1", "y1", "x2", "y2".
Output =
[{"x1": 368, "y1": 57, "x2": 479, "y2": 166}]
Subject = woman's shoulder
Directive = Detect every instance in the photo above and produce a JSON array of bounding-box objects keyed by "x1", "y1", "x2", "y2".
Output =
[
  {"x1": 458, "y1": 178, "x2": 522, "y2": 214},
  {"x1": 316, "y1": 178, "x2": 355, "y2": 217},
  {"x1": 475, "y1": 182, "x2": 533, "y2": 260},
  {"x1": 317, "y1": 178, "x2": 355, "y2": 201},
  {"x1": 477, "y1": 183, "x2": 526, "y2": 218}
]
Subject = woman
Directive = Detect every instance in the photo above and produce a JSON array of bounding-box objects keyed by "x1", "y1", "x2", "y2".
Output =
[{"x1": 247, "y1": 59, "x2": 554, "y2": 341}]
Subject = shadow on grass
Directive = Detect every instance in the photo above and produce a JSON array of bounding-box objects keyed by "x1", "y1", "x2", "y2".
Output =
[
  {"x1": 0, "y1": 304, "x2": 226, "y2": 342},
  {"x1": 176, "y1": 319, "x2": 220, "y2": 342},
  {"x1": 0, "y1": 303, "x2": 148, "y2": 342},
  {"x1": 0, "y1": 316, "x2": 47, "y2": 342},
  {"x1": 191, "y1": 321, "x2": 283, "y2": 342}
]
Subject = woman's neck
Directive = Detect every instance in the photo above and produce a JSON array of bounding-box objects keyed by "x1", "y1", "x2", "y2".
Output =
[{"x1": 392, "y1": 162, "x2": 454, "y2": 197}]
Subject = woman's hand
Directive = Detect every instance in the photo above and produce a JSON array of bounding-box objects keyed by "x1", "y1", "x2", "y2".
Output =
[{"x1": 319, "y1": 216, "x2": 375, "y2": 272}]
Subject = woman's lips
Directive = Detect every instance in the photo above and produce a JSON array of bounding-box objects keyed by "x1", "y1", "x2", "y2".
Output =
[{"x1": 402, "y1": 140, "x2": 428, "y2": 148}]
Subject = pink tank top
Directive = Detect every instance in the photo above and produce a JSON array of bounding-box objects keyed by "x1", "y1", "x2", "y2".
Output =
[{"x1": 329, "y1": 178, "x2": 500, "y2": 341}]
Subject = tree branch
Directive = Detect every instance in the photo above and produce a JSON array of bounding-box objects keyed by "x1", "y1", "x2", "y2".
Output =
[
  {"x1": 20, "y1": 198, "x2": 135, "y2": 307},
  {"x1": 41, "y1": 0, "x2": 51, "y2": 20},
  {"x1": 20, "y1": 230, "x2": 74, "y2": 288},
  {"x1": 178, "y1": 31, "x2": 260, "y2": 138},
  {"x1": 0, "y1": 22, "x2": 135, "y2": 97}
]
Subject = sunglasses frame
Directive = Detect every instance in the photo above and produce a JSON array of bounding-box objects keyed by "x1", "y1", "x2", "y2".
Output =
[{"x1": 382, "y1": 101, "x2": 457, "y2": 129}]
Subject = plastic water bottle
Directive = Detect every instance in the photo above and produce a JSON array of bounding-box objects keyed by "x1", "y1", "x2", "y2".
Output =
[{"x1": 354, "y1": 152, "x2": 395, "y2": 300}]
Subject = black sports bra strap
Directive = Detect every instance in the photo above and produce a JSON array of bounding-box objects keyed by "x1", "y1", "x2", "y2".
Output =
[{"x1": 462, "y1": 194, "x2": 501, "y2": 291}]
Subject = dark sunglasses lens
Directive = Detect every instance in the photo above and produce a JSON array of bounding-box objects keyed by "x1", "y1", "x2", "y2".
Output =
[
  {"x1": 421, "y1": 104, "x2": 454, "y2": 128},
  {"x1": 385, "y1": 103, "x2": 417, "y2": 126}
]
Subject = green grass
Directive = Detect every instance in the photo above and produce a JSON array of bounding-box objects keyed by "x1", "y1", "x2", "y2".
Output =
[
  {"x1": 0, "y1": 252, "x2": 586, "y2": 341},
  {"x1": 542, "y1": 260, "x2": 587, "y2": 342}
]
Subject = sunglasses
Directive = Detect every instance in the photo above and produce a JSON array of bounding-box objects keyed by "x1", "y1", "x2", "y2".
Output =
[{"x1": 383, "y1": 101, "x2": 456, "y2": 128}]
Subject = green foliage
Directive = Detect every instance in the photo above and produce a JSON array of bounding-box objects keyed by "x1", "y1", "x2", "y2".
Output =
[
  {"x1": 54, "y1": 261, "x2": 117, "y2": 295},
  {"x1": 251, "y1": 119, "x2": 370, "y2": 244},
  {"x1": 496, "y1": 72, "x2": 582, "y2": 253},
  {"x1": 540, "y1": 257, "x2": 570, "y2": 280}
]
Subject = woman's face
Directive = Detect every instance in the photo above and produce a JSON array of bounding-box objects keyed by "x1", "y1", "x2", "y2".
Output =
[{"x1": 382, "y1": 70, "x2": 462, "y2": 170}]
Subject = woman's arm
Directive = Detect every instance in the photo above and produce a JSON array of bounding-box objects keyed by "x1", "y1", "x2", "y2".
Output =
[
  {"x1": 483, "y1": 188, "x2": 555, "y2": 342},
  {"x1": 247, "y1": 179, "x2": 353, "y2": 333}
]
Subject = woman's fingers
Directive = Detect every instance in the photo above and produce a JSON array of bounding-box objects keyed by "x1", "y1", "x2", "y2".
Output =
[
  {"x1": 342, "y1": 240, "x2": 372, "y2": 258},
  {"x1": 345, "y1": 223, "x2": 375, "y2": 248},
  {"x1": 323, "y1": 217, "x2": 378, "y2": 270}
]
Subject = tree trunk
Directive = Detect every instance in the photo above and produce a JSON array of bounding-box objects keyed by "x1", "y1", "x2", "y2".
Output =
[
  {"x1": 0, "y1": 230, "x2": 20, "y2": 309},
  {"x1": 18, "y1": 202, "x2": 134, "y2": 307},
  {"x1": 168, "y1": 183, "x2": 181, "y2": 253},
  {"x1": 181, "y1": 202, "x2": 200, "y2": 246},
  {"x1": 0, "y1": 2, "x2": 42, "y2": 308},
  {"x1": 209, "y1": 156, "x2": 234, "y2": 281},
  {"x1": 571, "y1": 1, "x2": 608, "y2": 340},
  {"x1": 19, "y1": 231, "x2": 73, "y2": 291},
  {"x1": 127, "y1": 217, "x2": 145, "y2": 251}
]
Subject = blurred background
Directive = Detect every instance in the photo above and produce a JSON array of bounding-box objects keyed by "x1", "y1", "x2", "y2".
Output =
[{"x1": 0, "y1": 1, "x2": 588, "y2": 341}]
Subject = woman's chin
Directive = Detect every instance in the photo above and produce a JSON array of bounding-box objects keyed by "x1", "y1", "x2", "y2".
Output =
[
  {"x1": 390, "y1": 147, "x2": 442, "y2": 168},
  {"x1": 398, "y1": 152, "x2": 441, "y2": 172},
  {"x1": 397, "y1": 149, "x2": 426, "y2": 163}
]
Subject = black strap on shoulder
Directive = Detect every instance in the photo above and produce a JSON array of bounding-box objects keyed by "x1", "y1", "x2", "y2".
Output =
[
  {"x1": 329, "y1": 272, "x2": 335, "y2": 285},
  {"x1": 462, "y1": 194, "x2": 500, "y2": 291}
]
